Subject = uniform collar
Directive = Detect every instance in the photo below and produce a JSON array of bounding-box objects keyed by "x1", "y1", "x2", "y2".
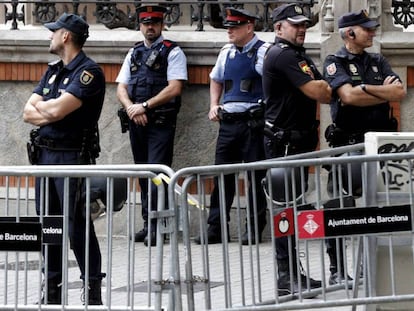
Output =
[
  {"x1": 335, "y1": 46, "x2": 368, "y2": 60},
  {"x1": 145, "y1": 35, "x2": 164, "y2": 48},
  {"x1": 234, "y1": 34, "x2": 259, "y2": 53},
  {"x1": 66, "y1": 51, "x2": 87, "y2": 70},
  {"x1": 49, "y1": 50, "x2": 87, "y2": 70},
  {"x1": 275, "y1": 37, "x2": 306, "y2": 53}
]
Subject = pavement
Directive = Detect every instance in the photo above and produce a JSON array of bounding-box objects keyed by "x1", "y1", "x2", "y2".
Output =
[{"x1": 0, "y1": 220, "x2": 367, "y2": 311}]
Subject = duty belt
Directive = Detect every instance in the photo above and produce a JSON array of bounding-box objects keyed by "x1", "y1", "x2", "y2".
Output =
[
  {"x1": 36, "y1": 136, "x2": 83, "y2": 151},
  {"x1": 218, "y1": 106, "x2": 263, "y2": 122}
]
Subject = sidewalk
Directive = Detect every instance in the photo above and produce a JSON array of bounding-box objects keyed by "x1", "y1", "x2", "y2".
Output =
[{"x1": 0, "y1": 232, "x2": 365, "y2": 311}]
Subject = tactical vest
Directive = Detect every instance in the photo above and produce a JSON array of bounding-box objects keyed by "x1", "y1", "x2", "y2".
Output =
[
  {"x1": 223, "y1": 40, "x2": 264, "y2": 104},
  {"x1": 127, "y1": 40, "x2": 180, "y2": 110}
]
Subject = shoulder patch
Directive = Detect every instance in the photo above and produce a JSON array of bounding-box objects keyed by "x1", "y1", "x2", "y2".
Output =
[
  {"x1": 163, "y1": 40, "x2": 173, "y2": 48},
  {"x1": 326, "y1": 63, "x2": 337, "y2": 75},
  {"x1": 298, "y1": 61, "x2": 314, "y2": 78},
  {"x1": 80, "y1": 70, "x2": 94, "y2": 85},
  {"x1": 277, "y1": 43, "x2": 289, "y2": 49}
]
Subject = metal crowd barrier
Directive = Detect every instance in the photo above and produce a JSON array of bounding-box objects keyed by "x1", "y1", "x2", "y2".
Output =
[
  {"x1": 0, "y1": 164, "x2": 175, "y2": 311},
  {"x1": 168, "y1": 141, "x2": 414, "y2": 311},
  {"x1": 2, "y1": 141, "x2": 414, "y2": 311}
]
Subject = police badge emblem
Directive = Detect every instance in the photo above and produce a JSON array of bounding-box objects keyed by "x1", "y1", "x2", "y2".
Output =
[
  {"x1": 80, "y1": 70, "x2": 94, "y2": 85},
  {"x1": 349, "y1": 64, "x2": 358, "y2": 75},
  {"x1": 326, "y1": 63, "x2": 337, "y2": 75},
  {"x1": 48, "y1": 74, "x2": 56, "y2": 84}
]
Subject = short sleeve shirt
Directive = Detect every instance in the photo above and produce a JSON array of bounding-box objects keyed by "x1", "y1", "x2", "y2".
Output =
[
  {"x1": 323, "y1": 46, "x2": 399, "y2": 131},
  {"x1": 262, "y1": 38, "x2": 320, "y2": 130},
  {"x1": 209, "y1": 35, "x2": 271, "y2": 112},
  {"x1": 116, "y1": 35, "x2": 188, "y2": 84},
  {"x1": 34, "y1": 51, "x2": 105, "y2": 140}
]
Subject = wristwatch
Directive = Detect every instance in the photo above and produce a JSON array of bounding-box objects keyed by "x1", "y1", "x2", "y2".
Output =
[
  {"x1": 360, "y1": 84, "x2": 367, "y2": 92},
  {"x1": 142, "y1": 101, "x2": 149, "y2": 110}
]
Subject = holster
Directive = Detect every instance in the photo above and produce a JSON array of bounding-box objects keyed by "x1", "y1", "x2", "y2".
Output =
[
  {"x1": 324, "y1": 124, "x2": 350, "y2": 147},
  {"x1": 80, "y1": 127, "x2": 101, "y2": 165},
  {"x1": 27, "y1": 129, "x2": 40, "y2": 165},
  {"x1": 117, "y1": 107, "x2": 129, "y2": 133}
]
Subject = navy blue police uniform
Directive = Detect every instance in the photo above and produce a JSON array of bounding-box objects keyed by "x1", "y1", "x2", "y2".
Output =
[
  {"x1": 324, "y1": 47, "x2": 399, "y2": 146},
  {"x1": 33, "y1": 50, "x2": 105, "y2": 282},
  {"x1": 127, "y1": 39, "x2": 180, "y2": 231},
  {"x1": 29, "y1": 21, "x2": 106, "y2": 303},
  {"x1": 197, "y1": 8, "x2": 270, "y2": 245},
  {"x1": 115, "y1": 5, "x2": 187, "y2": 245},
  {"x1": 322, "y1": 10, "x2": 401, "y2": 286}
]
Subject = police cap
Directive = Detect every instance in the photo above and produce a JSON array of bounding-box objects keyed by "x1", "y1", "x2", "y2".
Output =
[
  {"x1": 272, "y1": 3, "x2": 310, "y2": 24},
  {"x1": 44, "y1": 13, "x2": 89, "y2": 38},
  {"x1": 223, "y1": 7, "x2": 257, "y2": 27},
  {"x1": 137, "y1": 5, "x2": 166, "y2": 24},
  {"x1": 338, "y1": 10, "x2": 380, "y2": 29}
]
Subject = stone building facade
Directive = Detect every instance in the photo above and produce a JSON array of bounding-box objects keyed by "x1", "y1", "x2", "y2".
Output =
[{"x1": 0, "y1": 0, "x2": 413, "y2": 171}]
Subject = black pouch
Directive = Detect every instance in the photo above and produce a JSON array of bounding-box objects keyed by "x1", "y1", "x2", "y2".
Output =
[
  {"x1": 324, "y1": 124, "x2": 348, "y2": 147},
  {"x1": 247, "y1": 106, "x2": 264, "y2": 130},
  {"x1": 387, "y1": 117, "x2": 398, "y2": 131},
  {"x1": 117, "y1": 108, "x2": 129, "y2": 133}
]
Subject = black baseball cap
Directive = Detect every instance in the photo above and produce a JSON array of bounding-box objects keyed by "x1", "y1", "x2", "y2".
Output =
[
  {"x1": 338, "y1": 10, "x2": 380, "y2": 29},
  {"x1": 272, "y1": 3, "x2": 310, "y2": 24},
  {"x1": 137, "y1": 5, "x2": 166, "y2": 24},
  {"x1": 223, "y1": 7, "x2": 257, "y2": 27},
  {"x1": 44, "y1": 13, "x2": 89, "y2": 38}
]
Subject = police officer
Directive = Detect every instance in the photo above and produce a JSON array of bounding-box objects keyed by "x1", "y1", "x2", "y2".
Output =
[
  {"x1": 23, "y1": 13, "x2": 106, "y2": 304},
  {"x1": 116, "y1": 5, "x2": 187, "y2": 246},
  {"x1": 194, "y1": 8, "x2": 271, "y2": 245},
  {"x1": 323, "y1": 10, "x2": 406, "y2": 285},
  {"x1": 262, "y1": 3, "x2": 332, "y2": 295}
]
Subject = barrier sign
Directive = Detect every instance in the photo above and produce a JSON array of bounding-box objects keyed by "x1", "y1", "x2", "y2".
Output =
[
  {"x1": 0, "y1": 222, "x2": 41, "y2": 251},
  {"x1": 298, "y1": 204, "x2": 412, "y2": 239},
  {"x1": 0, "y1": 216, "x2": 63, "y2": 245},
  {"x1": 274, "y1": 208, "x2": 295, "y2": 237}
]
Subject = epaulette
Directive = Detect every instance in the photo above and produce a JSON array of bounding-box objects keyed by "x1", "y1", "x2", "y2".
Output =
[
  {"x1": 221, "y1": 43, "x2": 232, "y2": 51},
  {"x1": 48, "y1": 59, "x2": 61, "y2": 66},
  {"x1": 277, "y1": 43, "x2": 289, "y2": 49},
  {"x1": 133, "y1": 41, "x2": 144, "y2": 48},
  {"x1": 162, "y1": 39, "x2": 175, "y2": 48}
]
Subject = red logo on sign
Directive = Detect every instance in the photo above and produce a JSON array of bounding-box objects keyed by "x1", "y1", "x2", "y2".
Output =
[
  {"x1": 298, "y1": 210, "x2": 325, "y2": 239},
  {"x1": 274, "y1": 208, "x2": 294, "y2": 237}
]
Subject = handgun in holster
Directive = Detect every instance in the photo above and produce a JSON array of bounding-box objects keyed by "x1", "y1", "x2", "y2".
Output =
[
  {"x1": 27, "y1": 129, "x2": 40, "y2": 165},
  {"x1": 80, "y1": 127, "x2": 101, "y2": 165},
  {"x1": 117, "y1": 107, "x2": 129, "y2": 133}
]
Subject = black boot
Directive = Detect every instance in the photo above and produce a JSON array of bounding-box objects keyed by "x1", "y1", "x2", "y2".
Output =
[
  {"x1": 82, "y1": 279, "x2": 103, "y2": 305},
  {"x1": 40, "y1": 277, "x2": 62, "y2": 304},
  {"x1": 241, "y1": 228, "x2": 263, "y2": 245},
  {"x1": 327, "y1": 239, "x2": 352, "y2": 287},
  {"x1": 134, "y1": 223, "x2": 148, "y2": 242},
  {"x1": 144, "y1": 231, "x2": 157, "y2": 247},
  {"x1": 277, "y1": 260, "x2": 321, "y2": 296},
  {"x1": 194, "y1": 225, "x2": 230, "y2": 245}
]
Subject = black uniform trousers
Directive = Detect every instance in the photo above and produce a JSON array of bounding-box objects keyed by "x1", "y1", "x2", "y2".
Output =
[
  {"x1": 35, "y1": 148, "x2": 103, "y2": 281},
  {"x1": 128, "y1": 119, "x2": 176, "y2": 229},
  {"x1": 208, "y1": 119, "x2": 267, "y2": 234},
  {"x1": 264, "y1": 132, "x2": 317, "y2": 262}
]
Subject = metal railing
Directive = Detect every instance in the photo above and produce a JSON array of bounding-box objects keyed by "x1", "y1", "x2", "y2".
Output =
[
  {"x1": 3, "y1": 0, "x2": 318, "y2": 31},
  {"x1": 4, "y1": 0, "x2": 413, "y2": 31}
]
